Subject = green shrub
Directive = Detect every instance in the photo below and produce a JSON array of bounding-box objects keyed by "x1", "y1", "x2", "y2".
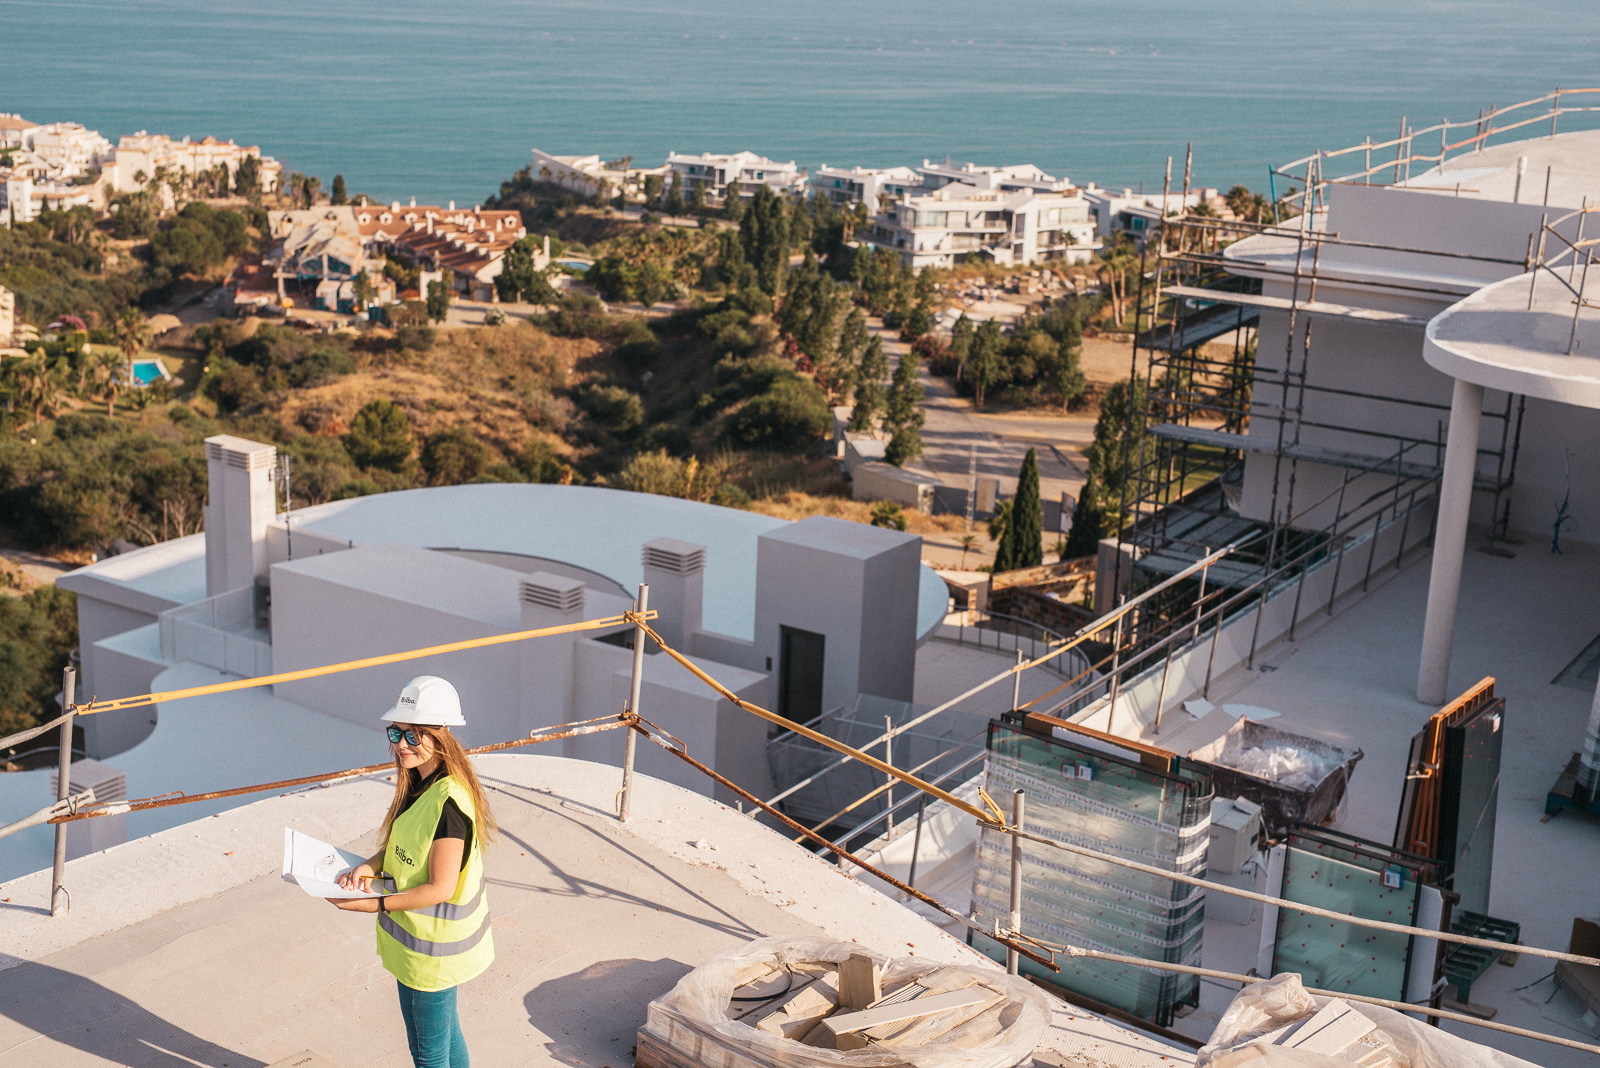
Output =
[
  {"x1": 719, "y1": 376, "x2": 830, "y2": 451},
  {"x1": 343, "y1": 400, "x2": 414, "y2": 471},
  {"x1": 575, "y1": 383, "x2": 644, "y2": 434},
  {"x1": 419, "y1": 427, "x2": 489, "y2": 485}
]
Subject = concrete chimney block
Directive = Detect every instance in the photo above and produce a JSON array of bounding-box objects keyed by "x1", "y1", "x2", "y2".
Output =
[
  {"x1": 641, "y1": 538, "x2": 705, "y2": 653},
  {"x1": 203, "y1": 434, "x2": 277, "y2": 597},
  {"x1": 520, "y1": 571, "x2": 585, "y2": 623}
]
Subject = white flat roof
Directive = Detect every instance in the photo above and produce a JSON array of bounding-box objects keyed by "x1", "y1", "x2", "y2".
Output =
[
  {"x1": 60, "y1": 485, "x2": 951, "y2": 642},
  {"x1": 1426, "y1": 265, "x2": 1600, "y2": 407},
  {"x1": 0, "y1": 754, "x2": 1188, "y2": 1067},
  {"x1": 1403, "y1": 127, "x2": 1600, "y2": 209}
]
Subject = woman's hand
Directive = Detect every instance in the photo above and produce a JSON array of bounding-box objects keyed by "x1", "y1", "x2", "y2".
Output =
[
  {"x1": 336, "y1": 863, "x2": 376, "y2": 891},
  {"x1": 326, "y1": 896, "x2": 381, "y2": 912}
]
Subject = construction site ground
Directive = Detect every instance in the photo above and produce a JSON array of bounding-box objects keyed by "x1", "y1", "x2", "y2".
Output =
[{"x1": 0, "y1": 755, "x2": 1189, "y2": 1068}]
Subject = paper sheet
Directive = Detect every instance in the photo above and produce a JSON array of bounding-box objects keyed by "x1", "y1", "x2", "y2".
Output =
[{"x1": 282, "y1": 828, "x2": 381, "y2": 899}]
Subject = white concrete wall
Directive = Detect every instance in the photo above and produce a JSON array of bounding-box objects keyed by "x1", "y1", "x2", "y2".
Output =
[{"x1": 754, "y1": 517, "x2": 922, "y2": 714}]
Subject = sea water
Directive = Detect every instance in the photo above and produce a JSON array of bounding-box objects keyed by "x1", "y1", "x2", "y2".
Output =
[{"x1": 3, "y1": 0, "x2": 1598, "y2": 205}]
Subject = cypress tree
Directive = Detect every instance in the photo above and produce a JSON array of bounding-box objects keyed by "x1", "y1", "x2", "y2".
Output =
[
  {"x1": 331, "y1": 174, "x2": 347, "y2": 205},
  {"x1": 1062, "y1": 472, "x2": 1105, "y2": 559},
  {"x1": 849, "y1": 336, "x2": 888, "y2": 431},
  {"x1": 997, "y1": 449, "x2": 1043, "y2": 571},
  {"x1": 883, "y1": 352, "x2": 925, "y2": 466}
]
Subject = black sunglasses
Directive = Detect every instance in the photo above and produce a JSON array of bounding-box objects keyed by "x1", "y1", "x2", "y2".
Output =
[{"x1": 386, "y1": 726, "x2": 426, "y2": 746}]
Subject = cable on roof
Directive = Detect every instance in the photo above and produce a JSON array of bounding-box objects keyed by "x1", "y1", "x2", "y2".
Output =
[{"x1": 66, "y1": 611, "x2": 655, "y2": 717}]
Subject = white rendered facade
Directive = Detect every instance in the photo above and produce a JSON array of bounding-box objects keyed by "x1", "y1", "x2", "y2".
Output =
[
  {"x1": 813, "y1": 164, "x2": 920, "y2": 209},
  {"x1": 108, "y1": 131, "x2": 282, "y2": 194},
  {"x1": 530, "y1": 147, "x2": 666, "y2": 202},
  {"x1": 0, "y1": 284, "x2": 14, "y2": 345},
  {"x1": 1081, "y1": 184, "x2": 1218, "y2": 242},
  {"x1": 0, "y1": 113, "x2": 38, "y2": 149},
  {"x1": 664, "y1": 150, "x2": 807, "y2": 202},
  {"x1": 21, "y1": 121, "x2": 113, "y2": 180},
  {"x1": 868, "y1": 183, "x2": 1100, "y2": 268}
]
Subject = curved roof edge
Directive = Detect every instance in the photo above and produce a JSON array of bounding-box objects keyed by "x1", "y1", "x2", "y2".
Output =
[{"x1": 1424, "y1": 269, "x2": 1600, "y2": 409}]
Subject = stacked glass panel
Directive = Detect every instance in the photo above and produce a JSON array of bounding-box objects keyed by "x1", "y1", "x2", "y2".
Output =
[
  {"x1": 1272, "y1": 829, "x2": 1431, "y2": 1001},
  {"x1": 970, "y1": 714, "x2": 1213, "y2": 1027}
]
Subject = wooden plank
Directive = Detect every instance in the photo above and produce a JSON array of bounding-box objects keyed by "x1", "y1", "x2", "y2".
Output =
[
  {"x1": 933, "y1": 1001, "x2": 1009, "y2": 1049},
  {"x1": 753, "y1": 970, "x2": 840, "y2": 1038},
  {"x1": 821, "y1": 989, "x2": 990, "y2": 1036},
  {"x1": 876, "y1": 989, "x2": 1005, "y2": 1047},
  {"x1": 838, "y1": 954, "x2": 882, "y2": 1010}
]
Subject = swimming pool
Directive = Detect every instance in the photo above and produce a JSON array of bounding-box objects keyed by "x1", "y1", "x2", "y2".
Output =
[
  {"x1": 554, "y1": 259, "x2": 591, "y2": 272},
  {"x1": 130, "y1": 359, "x2": 168, "y2": 386}
]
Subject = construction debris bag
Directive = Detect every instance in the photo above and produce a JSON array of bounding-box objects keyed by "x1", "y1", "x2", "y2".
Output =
[
  {"x1": 641, "y1": 935, "x2": 1050, "y2": 1068},
  {"x1": 1197, "y1": 973, "x2": 1541, "y2": 1068}
]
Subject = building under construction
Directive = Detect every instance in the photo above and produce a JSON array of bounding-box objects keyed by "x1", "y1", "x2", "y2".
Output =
[{"x1": 1083, "y1": 89, "x2": 1600, "y2": 725}]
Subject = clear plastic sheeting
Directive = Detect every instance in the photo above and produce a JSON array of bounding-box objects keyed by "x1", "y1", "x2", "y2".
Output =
[
  {"x1": 1199, "y1": 974, "x2": 1542, "y2": 1068},
  {"x1": 1224, "y1": 743, "x2": 1336, "y2": 792},
  {"x1": 639, "y1": 935, "x2": 1051, "y2": 1068}
]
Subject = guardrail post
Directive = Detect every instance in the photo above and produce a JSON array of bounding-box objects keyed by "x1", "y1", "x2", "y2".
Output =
[
  {"x1": 1007, "y1": 788, "x2": 1026, "y2": 975},
  {"x1": 1010, "y1": 648, "x2": 1023, "y2": 710},
  {"x1": 618, "y1": 583, "x2": 648, "y2": 823},
  {"x1": 51, "y1": 666, "x2": 75, "y2": 916}
]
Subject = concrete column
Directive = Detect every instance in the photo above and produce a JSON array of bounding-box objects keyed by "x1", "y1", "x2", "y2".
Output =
[{"x1": 1417, "y1": 378, "x2": 1484, "y2": 705}]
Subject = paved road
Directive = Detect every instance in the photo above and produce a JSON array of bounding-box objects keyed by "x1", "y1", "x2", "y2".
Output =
[{"x1": 873, "y1": 323, "x2": 1094, "y2": 539}]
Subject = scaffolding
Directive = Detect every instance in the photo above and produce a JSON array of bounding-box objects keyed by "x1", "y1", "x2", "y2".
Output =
[{"x1": 1108, "y1": 91, "x2": 1600, "y2": 660}]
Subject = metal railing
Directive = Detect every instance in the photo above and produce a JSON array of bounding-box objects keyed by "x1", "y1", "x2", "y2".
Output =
[{"x1": 1273, "y1": 88, "x2": 1600, "y2": 211}]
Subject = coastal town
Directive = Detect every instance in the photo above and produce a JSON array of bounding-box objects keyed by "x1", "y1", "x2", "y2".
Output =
[{"x1": 5, "y1": 84, "x2": 1600, "y2": 1068}]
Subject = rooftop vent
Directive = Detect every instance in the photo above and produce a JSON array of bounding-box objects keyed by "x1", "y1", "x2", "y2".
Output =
[
  {"x1": 642, "y1": 538, "x2": 706, "y2": 575},
  {"x1": 520, "y1": 573, "x2": 584, "y2": 613},
  {"x1": 205, "y1": 436, "x2": 276, "y2": 471}
]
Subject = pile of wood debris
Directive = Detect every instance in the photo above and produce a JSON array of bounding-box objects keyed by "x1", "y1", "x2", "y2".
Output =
[{"x1": 637, "y1": 938, "x2": 1047, "y2": 1068}]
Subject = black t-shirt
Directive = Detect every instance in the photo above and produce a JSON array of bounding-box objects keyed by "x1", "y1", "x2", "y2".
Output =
[{"x1": 401, "y1": 767, "x2": 472, "y2": 871}]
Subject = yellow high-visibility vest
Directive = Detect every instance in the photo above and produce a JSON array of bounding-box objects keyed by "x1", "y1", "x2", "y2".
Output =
[{"x1": 376, "y1": 774, "x2": 494, "y2": 991}]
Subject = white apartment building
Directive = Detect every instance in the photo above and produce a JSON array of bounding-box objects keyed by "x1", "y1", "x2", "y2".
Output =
[
  {"x1": 0, "y1": 172, "x2": 34, "y2": 224},
  {"x1": 0, "y1": 113, "x2": 38, "y2": 150},
  {"x1": 22, "y1": 121, "x2": 113, "y2": 180},
  {"x1": 1080, "y1": 183, "x2": 1219, "y2": 243},
  {"x1": 109, "y1": 132, "x2": 282, "y2": 194},
  {"x1": 868, "y1": 182, "x2": 1101, "y2": 269},
  {"x1": 664, "y1": 150, "x2": 807, "y2": 202},
  {"x1": 529, "y1": 147, "x2": 667, "y2": 203},
  {"x1": 813, "y1": 164, "x2": 921, "y2": 209},
  {"x1": 916, "y1": 159, "x2": 1073, "y2": 195}
]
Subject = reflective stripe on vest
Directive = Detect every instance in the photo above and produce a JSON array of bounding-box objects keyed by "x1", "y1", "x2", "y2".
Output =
[
  {"x1": 375, "y1": 773, "x2": 494, "y2": 991},
  {"x1": 378, "y1": 876, "x2": 485, "y2": 921},
  {"x1": 379, "y1": 909, "x2": 492, "y2": 956}
]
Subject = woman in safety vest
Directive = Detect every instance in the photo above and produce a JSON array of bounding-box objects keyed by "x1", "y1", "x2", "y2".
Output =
[{"x1": 331, "y1": 675, "x2": 496, "y2": 1068}]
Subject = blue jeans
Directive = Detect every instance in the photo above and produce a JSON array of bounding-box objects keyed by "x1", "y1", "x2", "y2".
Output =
[{"x1": 396, "y1": 982, "x2": 469, "y2": 1068}]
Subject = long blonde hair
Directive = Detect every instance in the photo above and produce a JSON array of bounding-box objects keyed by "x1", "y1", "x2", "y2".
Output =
[{"x1": 378, "y1": 726, "x2": 498, "y2": 852}]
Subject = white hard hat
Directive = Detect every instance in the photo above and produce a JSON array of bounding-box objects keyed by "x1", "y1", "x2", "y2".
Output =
[{"x1": 382, "y1": 675, "x2": 465, "y2": 727}]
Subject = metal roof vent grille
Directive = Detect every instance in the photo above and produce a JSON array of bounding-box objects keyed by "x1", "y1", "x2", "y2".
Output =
[
  {"x1": 520, "y1": 576, "x2": 583, "y2": 613},
  {"x1": 642, "y1": 539, "x2": 706, "y2": 575}
]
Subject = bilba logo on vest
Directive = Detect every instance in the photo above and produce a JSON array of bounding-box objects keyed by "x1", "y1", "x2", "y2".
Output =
[{"x1": 394, "y1": 845, "x2": 417, "y2": 867}]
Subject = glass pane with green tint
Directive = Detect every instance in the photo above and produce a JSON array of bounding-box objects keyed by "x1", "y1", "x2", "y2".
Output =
[
  {"x1": 970, "y1": 720, "x2": 1212, "y2": 1027},
  {"x1": 1273, "y1": 834, "x2": 1420, "y2": 1000}
]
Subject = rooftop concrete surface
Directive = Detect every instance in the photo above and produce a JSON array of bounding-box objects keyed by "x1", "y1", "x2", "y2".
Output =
[
  {"x1": 1403, "y1": 127, "x2": 1600, "y2": 209},
  {"x1": 1160, "y1": 534, "x2": 1600, "y2": 1066},
  {"x1": 55, "y1": 485, "x2": 951, "y2": 642},
  {"x1": 0, "y1": 755, "x2": 1190, "y2": 1068},
  {"x1": 1426, "y1": 266, "x2": 1600, "y2": 407}
]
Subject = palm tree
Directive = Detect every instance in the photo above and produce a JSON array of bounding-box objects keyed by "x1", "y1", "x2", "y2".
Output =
[
  {"x1": 959, "y1": 534, "x2": 977, "y2": 567},
  {"x1": 93, "y1": 349, "x2": 125, "y2": 416},
  {"x1": 113, "y1": 307, "x2": 153, "y2": 385},
  {"x1": 17, "y1": 352, "x2": 66, "y2": 423}
]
